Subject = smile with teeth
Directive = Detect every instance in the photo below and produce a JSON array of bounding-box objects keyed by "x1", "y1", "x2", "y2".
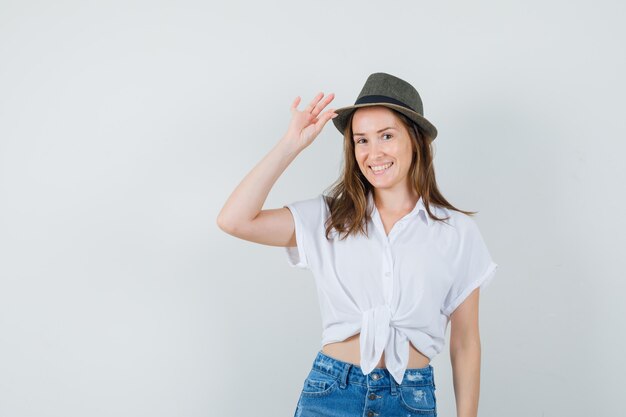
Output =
[{"x1": 369, "y1": 162, "x2": 393, "y2": 175}]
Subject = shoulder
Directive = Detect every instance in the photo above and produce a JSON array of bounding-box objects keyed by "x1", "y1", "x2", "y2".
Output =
[
  {"x1": 284, "y1": 193, "x2": 324, "y2": 207},
  {"x1": 430, "y1": 206, "x2": 483, "y2": 248},
  {"x1": 429, "y1": 204, "x2": 474, "y2": 230},
  {"x1": 283, "y1": 193, "x2": 328, "y2": 221},
  {"x1": 446, "y1": 208, "x2": 478, "y2": 230}
]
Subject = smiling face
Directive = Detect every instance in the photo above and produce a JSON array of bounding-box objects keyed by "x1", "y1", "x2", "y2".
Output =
[{"x1": 351, "y1": 106, "x2": 416, "y2": 191}]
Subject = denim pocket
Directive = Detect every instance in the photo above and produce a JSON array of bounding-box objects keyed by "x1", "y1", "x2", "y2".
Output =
[
  {"x1": 300, "y1": 369, "x2": 340, "y2": 398},
  {"x1": 398, "y1": 383, "x2": 437, "y2": 415}
]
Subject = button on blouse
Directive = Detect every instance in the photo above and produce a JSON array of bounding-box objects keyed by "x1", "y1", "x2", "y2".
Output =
[{"x1": 282, "y1": 191, "x2": 498, "y2": 385}]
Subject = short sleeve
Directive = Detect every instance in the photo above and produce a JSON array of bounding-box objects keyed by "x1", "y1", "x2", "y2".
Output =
[
  {"x1": 441, "y1": 216, "x2": 498, "y2": 317},
  {"x1": 282, "y1": 194, "x2": 323, "y2": 270}
]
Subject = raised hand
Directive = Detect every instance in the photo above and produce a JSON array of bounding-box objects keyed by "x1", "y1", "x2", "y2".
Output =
[{"x1": 282, "y1": 92, "x2": 339, "y2": 151}]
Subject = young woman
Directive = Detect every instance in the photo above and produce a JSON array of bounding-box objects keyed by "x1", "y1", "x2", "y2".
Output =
[{"x1": 217, "y1": 72, "x2": 498, "y2": 417}]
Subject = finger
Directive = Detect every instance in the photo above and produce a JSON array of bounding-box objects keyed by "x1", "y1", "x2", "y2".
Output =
[
  {"x1": 320, "y1": 108, "x2": 336, "y2": 120},
  {"x1": 304, "y1": 92, "x2": 324, "y2": 114},
  {"x1": 311, "y1": 93, "x2": 335, "y2": 118},
  {"x1": 315, "y1": 109, "x2": 337, "y2": 131},
  {"x1": 290, "y1": 96, "x2": 301, "y2": 112}
]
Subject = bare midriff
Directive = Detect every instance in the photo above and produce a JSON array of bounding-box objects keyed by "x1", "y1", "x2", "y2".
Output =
[{"x1": 321, "y1": 333, "x2": 430, "y2": 369}]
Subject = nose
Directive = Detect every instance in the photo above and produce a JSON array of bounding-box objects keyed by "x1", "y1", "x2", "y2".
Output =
[{"x1": 368, "y1": 141, "x2": 386, "y2": 158}]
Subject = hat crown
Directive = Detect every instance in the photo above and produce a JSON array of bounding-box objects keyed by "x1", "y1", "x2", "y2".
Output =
[
  {"x1": 331, "y1": 72, "x2": 437, "y2": 141},
  {"x1": 356, "y1": 72, "x2": 424, "y2": 116}
]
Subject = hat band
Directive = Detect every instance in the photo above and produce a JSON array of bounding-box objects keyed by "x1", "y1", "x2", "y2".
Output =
[{"x1": 354, "y1": 95, "x2": 415, "y2": 112}]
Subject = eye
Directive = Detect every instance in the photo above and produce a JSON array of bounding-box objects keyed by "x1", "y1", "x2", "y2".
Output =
[{"x1": 355, "y1": 134, "x2": 392, "y2": 145}]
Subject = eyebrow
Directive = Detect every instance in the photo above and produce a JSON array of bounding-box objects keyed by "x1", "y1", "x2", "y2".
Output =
[{"x1": 352, "y1": 127, "x2": 396, "y2": 137}]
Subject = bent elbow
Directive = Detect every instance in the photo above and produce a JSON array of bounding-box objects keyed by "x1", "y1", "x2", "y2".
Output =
[{"x1": 216, "y1": 214, "x2": 236, "y2": 234}]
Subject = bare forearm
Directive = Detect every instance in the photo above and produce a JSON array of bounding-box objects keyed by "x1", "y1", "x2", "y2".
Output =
[
  {"x1": 217, "y1": 137, "x2": 301, "y2": 229},
  {"x1": 450, "y1": 343, "x2": 481, "y2": 417}
]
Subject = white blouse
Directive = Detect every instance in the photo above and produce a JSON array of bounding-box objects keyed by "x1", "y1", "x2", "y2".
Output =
[{"x1": 282, "y1": 191, "x2": 498, "y2": 385}]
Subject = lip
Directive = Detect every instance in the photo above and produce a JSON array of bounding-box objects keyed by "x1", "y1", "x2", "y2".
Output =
[
  {"x1": 368, "y1": 162, "x2": 393, "y2": 168},
  {"x1": 369, "y1": 161, "x2": 394, "y2": 175}
]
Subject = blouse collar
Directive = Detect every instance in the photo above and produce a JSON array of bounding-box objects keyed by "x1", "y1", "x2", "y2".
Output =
[{"x1": 367, "y1": 191, "x2": 432, "y2": 226}]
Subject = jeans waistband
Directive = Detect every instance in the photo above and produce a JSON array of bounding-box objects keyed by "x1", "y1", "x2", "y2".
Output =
[{"x1": 311, "y1": 350, "x2": 435, "y2": 388}]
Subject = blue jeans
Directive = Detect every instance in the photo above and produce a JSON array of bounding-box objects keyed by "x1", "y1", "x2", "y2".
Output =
[{"x1": 294, "y1": 350, "x2": 437, "y2": 417}]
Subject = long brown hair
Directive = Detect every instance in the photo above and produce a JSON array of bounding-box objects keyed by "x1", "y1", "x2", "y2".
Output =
[{"x1": 322, "y1": 107, "x2": 477, "y2": 241}]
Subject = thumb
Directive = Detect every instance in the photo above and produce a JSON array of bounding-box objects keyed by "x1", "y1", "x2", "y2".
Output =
[{"x1": 315, "y1": 109, "x2": 338, "y2": 131}]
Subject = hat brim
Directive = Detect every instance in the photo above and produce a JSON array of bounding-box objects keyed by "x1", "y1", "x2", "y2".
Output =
[{"x1": 331, "y1": 103, "x2": 438, "y2": 141}]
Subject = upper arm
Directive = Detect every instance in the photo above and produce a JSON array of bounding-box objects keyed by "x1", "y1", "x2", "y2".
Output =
[
  {"x1": 449, "y1": 287, "x2": 481, "y2": 350},
  {"x1": 219, "y1": 194, "x2": 321, "y2": 270},
  {"x1": 441, "y1": 215, "x2": 498, "y2": 317},
  {"x1": 220, "y1": 207, "x2": 297, "y2": 248}
]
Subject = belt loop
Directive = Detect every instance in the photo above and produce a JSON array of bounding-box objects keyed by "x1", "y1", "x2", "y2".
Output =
[
  {"x1": 339, "y1": 363, "x2": 352, "y2": 389},
  {"x1": 390, "y1": 374, "x2": 398, "y2": 395},
  {"x1": 431, "y1": 364, "x2": 436, "y2": 388}
]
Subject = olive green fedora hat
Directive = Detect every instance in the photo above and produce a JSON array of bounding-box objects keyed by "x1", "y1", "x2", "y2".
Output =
[{"x1": 332, "y1": 72, "x2": 438, "y2": 141}]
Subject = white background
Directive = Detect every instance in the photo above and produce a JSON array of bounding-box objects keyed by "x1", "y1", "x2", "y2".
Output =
[{"x1": 1, "y1": 1, "x2": 624, "y2": 416}]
